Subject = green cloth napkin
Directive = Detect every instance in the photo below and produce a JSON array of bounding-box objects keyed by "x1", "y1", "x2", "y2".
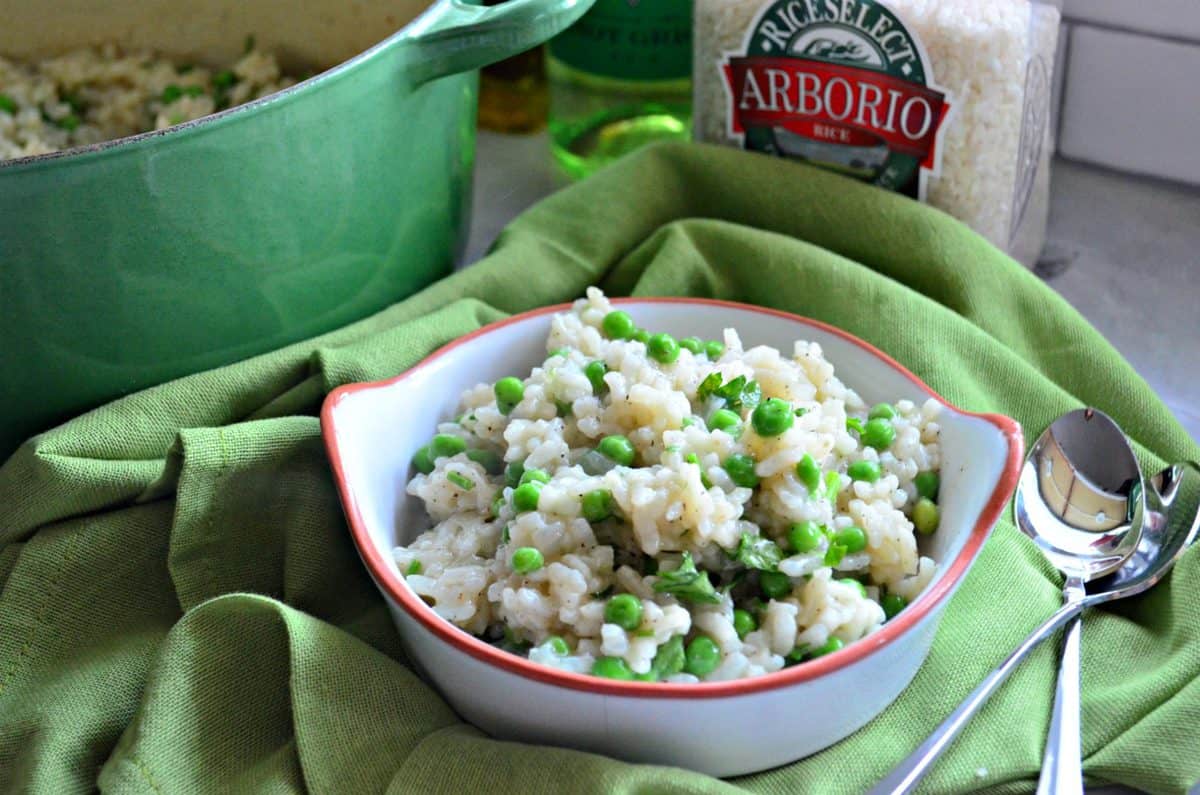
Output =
[{"x1": 1, "y1": 142, "x2": 1197, "y2": 795}]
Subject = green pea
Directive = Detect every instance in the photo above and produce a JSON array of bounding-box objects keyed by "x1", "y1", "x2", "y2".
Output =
[
  {"x1": 212, "y1": 69, "x2": 236, "y2": 89},
  {"x1": 512, "y1": 482, "x2": 542, "y2": 512},
  {"x1": 411, "y1": 445, "x2": 435, "y2": 475},
  {"x1": 466, "y1": 448, "x2": 504, "y2": 475},
  {"x1": 684, "y1": 636, "x2": 721, "y2": 677},
  {"x1": 182, "y1": 84, "x2": 205, "y2": 97},
  {"x1": 811, "y1": 637, "x2": 844, "y2": 658},
  {"x1": 161, "y1": 83, "x2": 183, "y2": 104},
  {"x1": 861, "y1": 417, "x2": 896, "y2": 450},
  {"x1": 585, "y1": 360, "x2": 608, "y2": 394},
  {"x1": 759, "y1": 570, "x2": 792, "y2": 599},
  {"x1": 787, "y1": 520, "x2": 823, "y2": 553},
  {"x1": 914, "y1": 471, "x2": 940, "y2": 501},
  {"x1": 835, "y1": 526, "x2": 867, "y2": 554},
  {"x1": 601, "y1": 310, "x2": 636, "y2": 340},
  {"x1": 582, "y1": 489, "x2": 614, "y2": 522},
  {"x1": 704, "y1": 340, "x2": 725, "y2": 359},
  {"x1": 882, "y1": 593, "x2": 907, "y2": 620},
  {"x1": 405, "y1": 560, "x2": 422, "y2": 576},
  {"x1": 708, "y1": 408, "x2": 740, "y2": 433},
  {"x1": 592, "y1": 656, "x2": 635, "y2": 680},
  {"x1": 556, "y1": 400, "x2": 573, "y2": 418},
  {"x1": 512, "y1": 546, "x2": 544, "y2": 573},
  {"x1": 846, "y1": 417, "x2": 865, "y2": 434},
  {"x1": 868, "y1": 403, "x2": 897, "y2": 420},
  {"x1": 913, "y1": 497, "x2": 940, "y2": 534},
  {"x1": 795, "y1": 454, "x2": 821, "y2": 493},
  {"x1": 680, "y1": 417, "x2": 694, "y2": 429},
  {"x1": 597, "y1": 435, "x2": 635, "y2": 467},
  {"x1": 546, "y1": 636, "x2": 570, "y2": 655},
  {"x1": 786, "y1": 645, "x2": 811, "y2": 664},
  {"x1": 505, "y1": 461, "x2": 526, "y2": 488},
  {"x1": 519, "y1": 468, "x2": 551, "y2": 485},
  {"x1": 848, "y1": 460, "x2": 882, "y2": 483},
  {"x1": 647, "y1": 333, "x2": 681, "y2": 364},
  {"x1": 489, "y1": 491, "x2": 505, "y2": 519},
  {"x1": 839, "y1": 578, "x2": 868, "y2": 598},
  {"x1": 494, "y1": 377, "x2": 525, "y2": 414},
  {"x1": 723, "y1": 454, "x2": 760, "y2": 488},
  {"x1": 733, "y1": 609, "x2": 757, "y2": 639},
  {"x1": 58, "y1": 114, "x2": 80, "y2": 131},
  {"x1": 604, "y1": 594, "x2": 643, "y2": 630},
  {"x1": 751, "y1": 398, "x2": 795, "y2": 437},
  {"x1": 431, "y1": 434, "x2": 467, "y2": 459},
  {"x1": 0, "y1": 94, "x2": 17, "y2": 115},
  {"x1": 548, "y1": 348, "x2": 569, "y2": 359},
  {"x1": 632, "y1": 328, "x2": 650, "y2": 344},
  {"x1": 679, "y1": 337, "x2": 704, "y2": 354}
]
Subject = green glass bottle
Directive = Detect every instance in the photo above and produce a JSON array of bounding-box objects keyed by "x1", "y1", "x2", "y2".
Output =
[{"x1": 547, "y1": 0, "x2": 692, "y2": 179}]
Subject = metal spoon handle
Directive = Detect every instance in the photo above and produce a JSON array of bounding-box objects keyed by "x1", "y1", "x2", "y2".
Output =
[
  {"x1": 868, "y1": 600, "x2": 1085, "y2": 795},
  {"x1": 1037, "y1": 577, "x2": 1087, "y2": 795}
]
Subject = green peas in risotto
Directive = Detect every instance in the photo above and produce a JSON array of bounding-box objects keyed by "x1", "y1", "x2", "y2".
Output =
[{"x1": 394, "y1": 288, "x2": 942, "y2": 683}]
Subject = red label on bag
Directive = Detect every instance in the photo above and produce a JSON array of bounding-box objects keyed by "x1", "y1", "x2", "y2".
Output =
[{"x1": 720, "y1": 0, "x2": 953, "y2": 198}]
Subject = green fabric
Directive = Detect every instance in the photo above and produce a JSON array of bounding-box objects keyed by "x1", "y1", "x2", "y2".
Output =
[{"x1": 1, "y1": 141, "x2": 1197, "y2": 795}]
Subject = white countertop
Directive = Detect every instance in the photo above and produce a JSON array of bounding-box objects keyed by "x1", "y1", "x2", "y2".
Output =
[{"x1": 466, "y1": 132, "x2": 1199, "y2": 447}]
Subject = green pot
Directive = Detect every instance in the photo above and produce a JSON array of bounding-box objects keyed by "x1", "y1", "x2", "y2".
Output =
[{"x1": 0, "y1": 0, "x2": 591, "y2": 458}]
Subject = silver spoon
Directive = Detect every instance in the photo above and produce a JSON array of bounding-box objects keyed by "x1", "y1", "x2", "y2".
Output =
[
  {"x1": 1016, "y1": 409, "x2": 1145, "y2": 795},
  {"x1": 868, "y1": 460, "x2": 1199, "y2": 795}
]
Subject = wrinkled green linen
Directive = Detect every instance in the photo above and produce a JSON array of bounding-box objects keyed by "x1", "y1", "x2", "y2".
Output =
[{"x1": 1, "y1": 142, "x2": 1196, "y2": 795}]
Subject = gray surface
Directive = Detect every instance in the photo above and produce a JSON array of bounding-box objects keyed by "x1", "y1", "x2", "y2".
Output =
[
  {"x1": 466, "y1": 133, "x2": 1199, "y2": 445},
  {"x1": 1038, "y1": 159, "x2": 1199, "y2": 444}
]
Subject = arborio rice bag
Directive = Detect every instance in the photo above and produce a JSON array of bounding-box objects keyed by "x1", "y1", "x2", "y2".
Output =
[{"x1": 693, "y1": 0, "x2": 1062, "y2": 266}]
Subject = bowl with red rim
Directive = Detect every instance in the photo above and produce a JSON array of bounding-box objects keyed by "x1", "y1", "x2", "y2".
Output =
[{"x1": 320, "y1": 296, "x2": 1023, "y2": 777}]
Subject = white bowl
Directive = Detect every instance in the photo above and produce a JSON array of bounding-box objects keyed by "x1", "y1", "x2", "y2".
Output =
[{"x1": 321, "y1": 297, "x2": 1023, "y2": 777}]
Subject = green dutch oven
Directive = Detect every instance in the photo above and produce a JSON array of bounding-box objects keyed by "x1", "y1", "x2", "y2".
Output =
[{"x1": 0, "y1": 0, "x2": 592, "y2": 458}]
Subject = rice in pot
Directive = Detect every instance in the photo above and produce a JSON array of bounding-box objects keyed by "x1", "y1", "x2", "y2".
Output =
[{"x1": 0, "y1": 42, "x2": 299, "y2": 161}]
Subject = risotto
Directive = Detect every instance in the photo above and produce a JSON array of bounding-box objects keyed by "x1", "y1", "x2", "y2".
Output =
[
  {"x1": 394, "y1": 289, "x2": 943, "y2": 683},
  {"x1": 0, "y1": 42, "x2": 299, "y2": 161}
]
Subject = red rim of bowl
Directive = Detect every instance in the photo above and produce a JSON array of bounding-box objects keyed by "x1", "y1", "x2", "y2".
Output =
[{"x1": 321, "y1": 297, "x2": 1024, "y2": 699}]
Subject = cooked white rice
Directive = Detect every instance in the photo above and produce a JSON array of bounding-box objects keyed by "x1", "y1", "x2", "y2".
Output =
[
  {"x1": 0, "y1": 43, "x2": 298, "y2": 161},
  {"x1": 395, "y1": 288, "x2": 942, "y2": 682}
]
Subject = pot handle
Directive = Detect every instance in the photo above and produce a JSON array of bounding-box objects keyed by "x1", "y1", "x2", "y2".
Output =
[{"x1": 399, "y1": 0, "x2": 595, "y2": 88}]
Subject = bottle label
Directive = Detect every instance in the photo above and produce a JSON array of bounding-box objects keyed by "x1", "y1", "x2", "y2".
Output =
[
  {"x1": 549, "y1": 0, "x2": 692, "y2": 81},
  {"x1": 720, "y1": 0, "x2": 952, "y2": 198}
]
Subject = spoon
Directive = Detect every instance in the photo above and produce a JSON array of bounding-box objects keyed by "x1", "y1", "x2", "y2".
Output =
[
  {"x1": 1015, "y1": 409, "x2": 1145, "y2": 795},
  {"x1": 867, "y1": 460, "x2": 1200, "y2": 795}
]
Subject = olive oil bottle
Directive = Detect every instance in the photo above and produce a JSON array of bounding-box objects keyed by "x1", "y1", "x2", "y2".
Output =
[
  {"x1": 477, "y1": 0, "x2": 549, "y2": 133},
  {"x1": 547, "y1": 0, "x2": 692, "y2": 179}
]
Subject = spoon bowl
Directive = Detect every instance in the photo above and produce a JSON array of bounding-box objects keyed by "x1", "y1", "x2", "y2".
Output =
[
  {"x1": 1015, "y1": 408, "x2": 1144, "y2": 579},
  {"x1": 1088, "y1": 463, "x2": 1200, "y2": 601}
]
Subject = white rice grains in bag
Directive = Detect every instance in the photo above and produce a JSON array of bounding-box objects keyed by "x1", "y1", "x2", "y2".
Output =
[{"x1": 693, "y1": 0, "x2": 1062, "y2": 265}]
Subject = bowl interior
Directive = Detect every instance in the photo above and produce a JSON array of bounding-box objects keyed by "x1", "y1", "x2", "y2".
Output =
[
  {"x1": 0, "y1": 0, "x2": 434, "y2": 69},
  {"x1": 327, "y1": 299, "x2": 1015, "y2": 619}
]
